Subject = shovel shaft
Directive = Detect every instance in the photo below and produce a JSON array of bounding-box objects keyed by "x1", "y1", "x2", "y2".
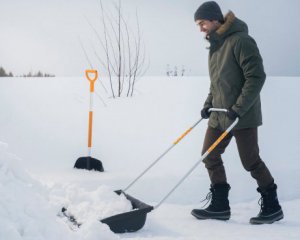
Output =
[
  {"x1": 88, "y1": 111, "x2": 93, "y2": 146},
  {"x1": 86, "y1": 70, "x2": 98, "y2": 156},
  {"x1": 154, "y1": 116, "x2": 239, "y2": 209},
  {"x1": 123, "y1": 109, "x2": 232, "y2": 192},
  {"x1": 173, "y1": 127, "x2": 193, "y2": 144},
  {"x1": 123, "y1": 118, "x2": 204, "y2": 191}
]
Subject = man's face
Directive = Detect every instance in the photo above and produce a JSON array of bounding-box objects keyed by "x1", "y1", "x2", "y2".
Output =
[{"x1": 196, "y1": 19, "x2": 220, "y2": 36}]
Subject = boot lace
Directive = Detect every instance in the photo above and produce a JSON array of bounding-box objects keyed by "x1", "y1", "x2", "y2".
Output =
[
  {"x1": 258, "y1": 195, "x2": 271, "y2": 214},
  {"x1": 258, "y1": 197, "x2": 264, "y2": 212},
  {"x1": 200, "y1": 191, "x2": 212, "y2": 208}
]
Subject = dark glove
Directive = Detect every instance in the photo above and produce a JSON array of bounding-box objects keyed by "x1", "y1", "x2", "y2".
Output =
[
  {"x1": 200, "y1": 107, "x2": 211, "y2": 119},
  {"x1": 227, "y1": 108, "x2": 239, "y2": 120}
]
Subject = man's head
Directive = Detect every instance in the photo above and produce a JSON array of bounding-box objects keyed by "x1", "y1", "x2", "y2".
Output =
[{"x1": 194, "y1": 1, "x2": 224, "y2": 36}]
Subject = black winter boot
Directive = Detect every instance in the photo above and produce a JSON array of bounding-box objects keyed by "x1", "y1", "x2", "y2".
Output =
[
  {"x1": 250, "y1": 184, "x2": 284, "y2": 224},
  {"x1": 191, "y1": 183, "x2": 231, "y2": 220}
]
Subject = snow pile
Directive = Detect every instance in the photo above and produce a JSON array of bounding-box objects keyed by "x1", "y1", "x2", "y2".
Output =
[
  {"x1": 0, "y1": 142, "x2": 71, "y2": 239},
  {"x1": 0, "y1": 142, "x2": 121, "y2": 240},
  {"x1": 52, "y1": 184, "x2": 132, "y2": 223}
]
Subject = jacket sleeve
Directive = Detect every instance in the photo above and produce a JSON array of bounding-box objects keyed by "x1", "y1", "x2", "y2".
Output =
[
  {"x1": 203, "y1": 84, "x2": 213, "y2": 108},
  {"x1": 231, "y1": 36, "x2": 266, "y2": 117}
]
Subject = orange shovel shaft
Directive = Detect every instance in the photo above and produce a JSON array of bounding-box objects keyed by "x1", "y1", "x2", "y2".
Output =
[
  {"x1": 85, "y1": 70, "x2": 98, "y2": 155},
  {"x1": 154, "y1": 116, "x2": 239, "y2": 209},
  {"x1": 88, "y1": 111, "x2": 93, "y2": 148}
]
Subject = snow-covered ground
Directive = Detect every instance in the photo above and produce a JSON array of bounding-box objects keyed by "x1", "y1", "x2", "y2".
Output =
[{"x1": 0, "y1": 76, "x2": 299, "y2": 239}]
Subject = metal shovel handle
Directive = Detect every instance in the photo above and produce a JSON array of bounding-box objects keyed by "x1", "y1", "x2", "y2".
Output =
[
  {"x1": 123, "y1": 108, "x2": 230, "y2": 192},
  {"x1": 208, "y1": 108, "x2": 228, "y2": 113},
  {"x1": 154, "y1": 109, "x2": 239, "y2": 209},
  {"x1": 123, "y1": 117, "x2": 204, "y2": 191}
]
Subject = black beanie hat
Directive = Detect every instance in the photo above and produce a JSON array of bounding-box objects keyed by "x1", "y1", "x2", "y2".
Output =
[{"x1": 194, "y1": 1, "x2": 224, "y2": 22}]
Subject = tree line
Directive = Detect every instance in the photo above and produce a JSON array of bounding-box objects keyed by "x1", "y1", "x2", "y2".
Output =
[
  {"x1": 0, "y1": 67, "x2": 13, "y2": 77},
  {"x1": 0, "y1": 66, "x2": 55, "y2": 77}
]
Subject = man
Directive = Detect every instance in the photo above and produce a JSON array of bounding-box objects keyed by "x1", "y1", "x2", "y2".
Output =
[{"x1": 191, "y1": 1, "x2": 283, "y2": 224}]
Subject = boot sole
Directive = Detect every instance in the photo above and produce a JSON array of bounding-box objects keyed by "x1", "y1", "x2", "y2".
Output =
[
  {"x1": 250, "y1": 210, "x2": 284, "y2": 225},
  {"x1": 191, "y1": 209, "x2": 231, "y2": 221}
]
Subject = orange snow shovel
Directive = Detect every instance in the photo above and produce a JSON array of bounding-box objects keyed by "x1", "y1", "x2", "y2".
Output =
[{"x1": 74, "y1": 69, "x2": 104, "y2": 172}]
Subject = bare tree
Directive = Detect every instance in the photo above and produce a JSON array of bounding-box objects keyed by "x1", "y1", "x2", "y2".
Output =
[{"x1": 91, "y1": 0, "x2": 149, "y2": 98}]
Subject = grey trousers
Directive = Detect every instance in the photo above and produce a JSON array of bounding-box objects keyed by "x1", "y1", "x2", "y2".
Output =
[{"x1": 202, "y1": 126, "x2": 274, "y2": 188}]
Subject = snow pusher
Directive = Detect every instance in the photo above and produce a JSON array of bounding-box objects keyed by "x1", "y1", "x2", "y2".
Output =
[
  {"x1": 74, "y1": 70, "x2": 104, "y2": 172},
  {"x1": 99, "y1": 108, "x2": 239, "y2": 233},
  {"x1": 64, "y1": 109, "x2": 238, "y2": 233}
]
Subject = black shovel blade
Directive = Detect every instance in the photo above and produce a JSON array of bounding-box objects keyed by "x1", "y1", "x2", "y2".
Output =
[
  {"x1": 74, "y1": 156, "x2": 104, "y2": 172},
  {"x1": 100, "y1": 190, "x2": 154, "y2": 233}
]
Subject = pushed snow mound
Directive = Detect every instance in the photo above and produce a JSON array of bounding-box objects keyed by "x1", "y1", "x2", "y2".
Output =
[
  {"x1": 0, "y1": 142, "x2": 71, "y2": 239},
  {"x1": 0, "y1": 143, "x2": 120, "y2": 240},
  {"x1": 52, "y1": 184, "x2": 132, "y2": 224}
]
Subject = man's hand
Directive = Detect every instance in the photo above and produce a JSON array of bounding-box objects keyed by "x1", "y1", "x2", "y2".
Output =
[
  {"x1": 227, "y1": 108, "x2": 239, "y2": 120},
  {"x1": 201, "y1": 107, "x2": 211, "y2": 119}
]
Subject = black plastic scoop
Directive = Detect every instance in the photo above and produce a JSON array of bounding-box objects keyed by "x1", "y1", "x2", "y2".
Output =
[{"x1": 100, "y1": 190, "x2": 154, "y2": 233}]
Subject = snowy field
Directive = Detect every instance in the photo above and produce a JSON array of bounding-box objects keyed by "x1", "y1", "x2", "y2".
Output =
[{"x1": 0, "y1": 76, "x2": 299, "y2": 239}]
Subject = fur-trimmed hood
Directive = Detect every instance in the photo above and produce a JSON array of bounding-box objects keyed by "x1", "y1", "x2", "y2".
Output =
[
  {"x1": 208, "y1": 11, "x2": 248, "y2": 43},
  {"x1": 217, "y1": 11, "x2": 248, "y2": 36}
]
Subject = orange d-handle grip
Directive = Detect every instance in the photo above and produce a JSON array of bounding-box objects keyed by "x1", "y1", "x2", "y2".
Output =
[{"x1": 85, "y1": 69, "x2": 98, "y2": 92}]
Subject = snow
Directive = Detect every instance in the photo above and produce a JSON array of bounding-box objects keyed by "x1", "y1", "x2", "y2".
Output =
[
  {"x1": 0, "y1": 76, "x2": 299, "y2": 239},
  {"x1": 58, "y1": 185, "x2": 132, "y2": 221},
  {"x1": 0, "y1": 143, "x2": 119, "y2": 240}
]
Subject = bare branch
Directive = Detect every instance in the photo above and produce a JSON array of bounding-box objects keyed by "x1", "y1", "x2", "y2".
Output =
[
  {"x1": 99, "y1": 0, "x2": 115, "y2": 98},
  {"x1": 117, "y1": 0, "x2": 122, "y2": 97}
]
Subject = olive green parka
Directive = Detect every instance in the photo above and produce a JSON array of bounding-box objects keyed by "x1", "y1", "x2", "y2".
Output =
[{"x1": 204, "y1": 11, "x2": 266, "y2": 130}]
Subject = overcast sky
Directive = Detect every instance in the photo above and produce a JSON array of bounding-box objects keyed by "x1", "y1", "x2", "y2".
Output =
[{"x1": 1, "y1": 0, "x2": 299, "y2": 76}]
